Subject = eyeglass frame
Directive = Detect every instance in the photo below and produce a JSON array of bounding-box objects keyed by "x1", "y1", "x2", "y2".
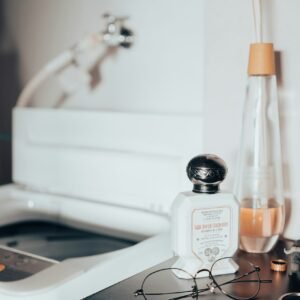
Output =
[{"x1": 134, "y1": 256, "x2": 272, "y2": 300}]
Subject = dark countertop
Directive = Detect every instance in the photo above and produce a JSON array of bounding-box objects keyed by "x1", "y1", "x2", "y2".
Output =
[{"x1": 87, "y1": 240, "x2": 300, "y2": 300}]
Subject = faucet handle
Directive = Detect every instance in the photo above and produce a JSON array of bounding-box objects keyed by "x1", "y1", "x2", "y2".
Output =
[{"x1": 103, "y1": 13, "x2": 134, "y2": 48}]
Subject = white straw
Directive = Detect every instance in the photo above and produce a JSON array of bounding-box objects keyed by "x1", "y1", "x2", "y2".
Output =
[{"x1": 252, "y1": 0, "x2": 262, "y2": 42}]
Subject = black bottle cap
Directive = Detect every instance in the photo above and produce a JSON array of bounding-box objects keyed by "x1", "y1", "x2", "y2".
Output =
[{"x1": 186, "y1": 154, "x2": 227, "y2": 194}]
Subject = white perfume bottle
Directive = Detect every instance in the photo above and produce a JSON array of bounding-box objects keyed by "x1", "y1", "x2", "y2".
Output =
[{"x1": 171, "y1": 154, "x2": 239, "y2": 278}]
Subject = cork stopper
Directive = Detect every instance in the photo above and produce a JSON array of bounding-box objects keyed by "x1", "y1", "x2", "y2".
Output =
[{"x1": 248, "y1": 43, "x2": 275, "y2": 76}]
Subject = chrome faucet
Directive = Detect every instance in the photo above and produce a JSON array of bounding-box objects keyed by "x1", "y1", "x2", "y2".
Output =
[{"x1": 103, "y1": 13, "x2": 134, "y2": 48}]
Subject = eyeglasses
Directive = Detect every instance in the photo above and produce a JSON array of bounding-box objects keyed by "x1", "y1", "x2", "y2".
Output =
[{"x1": 134, "y1": 256, "x2": 272, "y2": 300}]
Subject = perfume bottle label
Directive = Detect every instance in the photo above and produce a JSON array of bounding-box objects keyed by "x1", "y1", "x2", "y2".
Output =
[{"x1": 192, "y1": 207, "x2": 230, "y2": 266}]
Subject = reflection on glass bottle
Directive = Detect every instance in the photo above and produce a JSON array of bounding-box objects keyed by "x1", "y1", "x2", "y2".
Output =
[{"x1": 235, "y1": 43, "x2": 284, "y2": 253}]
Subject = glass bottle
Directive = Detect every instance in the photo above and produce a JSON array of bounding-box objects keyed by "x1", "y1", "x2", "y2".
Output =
[{"x1": 235, "y1": 43, "x2": 284, "y2": 253}]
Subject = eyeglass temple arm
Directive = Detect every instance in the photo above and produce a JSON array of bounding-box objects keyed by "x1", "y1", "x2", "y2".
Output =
[
  {"x1": 168, "y1": 288, "x2": 210, "y2": 300},
  {"x1": 217, "y1": 268, "x2": 272, "y2": 288},
  {"x1": 230, "y1": 267, "x2": 272, "y2": 283},
  {"x1": 259, "y1": 279, "x2": 272, "y2": 283}
]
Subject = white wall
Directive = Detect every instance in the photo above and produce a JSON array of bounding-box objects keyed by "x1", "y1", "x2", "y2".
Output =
[
  {"x1": 4, "y1": 0, "x2": 205, "y2": 114},
  {"x1": 4, "y1": 0, "x2": 300, "y2": 237}
]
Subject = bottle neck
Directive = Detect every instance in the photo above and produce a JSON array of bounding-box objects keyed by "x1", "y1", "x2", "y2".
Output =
[
  {"x1": 193, "y1": 184, "x2": 219, "y2": 194},
  {"x1": 246, "y1": 75, "x2": 277, "y2": 106}
]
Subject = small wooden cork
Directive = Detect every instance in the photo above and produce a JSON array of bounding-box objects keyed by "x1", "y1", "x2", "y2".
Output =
[{"x1": 248, "y1": 43, "x2": 275, "y2": 75}]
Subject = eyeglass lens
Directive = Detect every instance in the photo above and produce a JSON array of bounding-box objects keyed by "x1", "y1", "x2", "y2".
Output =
[
  {"x1": 140, "y1": 268, "x2": 199, "y2": 300},
  {"x1": 210, "y1": 257, "x2": 260, "y2": 300}
]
